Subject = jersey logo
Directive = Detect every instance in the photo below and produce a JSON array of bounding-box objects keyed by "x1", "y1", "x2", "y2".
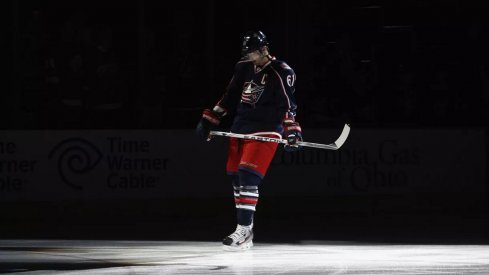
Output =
[{"x1": 241, "y1": 81, "x2": 265, "y2": 105}]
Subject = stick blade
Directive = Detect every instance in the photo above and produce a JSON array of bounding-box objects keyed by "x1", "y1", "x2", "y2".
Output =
[{"x1": 333, "y1": 123, "x2": 351, "y2": 149}]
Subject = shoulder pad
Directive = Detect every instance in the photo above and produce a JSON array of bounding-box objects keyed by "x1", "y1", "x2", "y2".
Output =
[
  {"x1": 272, "y1": 60, "x2": 294, "y2": 74},
  {"x1": 279, "y1": 62, "x2": 292, "y2": 71}
]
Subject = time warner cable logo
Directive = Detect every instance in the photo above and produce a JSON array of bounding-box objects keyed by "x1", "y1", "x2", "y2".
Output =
[{"x1": 49, "y1": 138, "x2": 102, "y2": 190}]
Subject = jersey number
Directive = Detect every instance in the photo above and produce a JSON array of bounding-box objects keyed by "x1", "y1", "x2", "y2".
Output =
[{"x1": 286, "y1": 74, "x2": 296, "y2": 87}]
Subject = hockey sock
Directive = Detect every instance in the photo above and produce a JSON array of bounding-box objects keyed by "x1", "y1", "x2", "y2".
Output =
[
  {"x1": 233, "y1": 183, "x2": 240, "y2": 208},
  {"x1": 237, "y1": 209, "x2": 254, "y2": 227},
  {"x1": 228, "y1": 174, "x2": 240, "y2": 208},
  {"x1": 237, "y1": 170, "x2": 261, "y2": 226},
  {"x1": 237, "y1": 185, "x2": 259, "y2": 226}
]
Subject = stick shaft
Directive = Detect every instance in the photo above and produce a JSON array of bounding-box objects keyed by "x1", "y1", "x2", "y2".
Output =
[{"x1": 209, "y1": 124, "x2": 350, "y2": 150}]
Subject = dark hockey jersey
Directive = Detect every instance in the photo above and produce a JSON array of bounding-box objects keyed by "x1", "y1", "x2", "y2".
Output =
[{"x1": 215, "y1": 58, "x2": 298, "y2": 136}]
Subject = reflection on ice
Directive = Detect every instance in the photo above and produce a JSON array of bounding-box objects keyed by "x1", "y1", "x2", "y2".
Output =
[{"x1": 1, "y1": 240, "x2": 489, "y2": 274}]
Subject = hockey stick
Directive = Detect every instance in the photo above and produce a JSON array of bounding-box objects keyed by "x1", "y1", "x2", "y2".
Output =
[{"x1": 209, "y1": 123, "x2": 350, "y2": 150}]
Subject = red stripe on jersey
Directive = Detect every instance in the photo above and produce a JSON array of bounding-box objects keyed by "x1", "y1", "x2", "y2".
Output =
[
  {"x1": 202, "y1": 109, "x2": 220, "y2": 125},
  {"x1": 285, "y1": 125, "x2": 302, "y2": 132}
]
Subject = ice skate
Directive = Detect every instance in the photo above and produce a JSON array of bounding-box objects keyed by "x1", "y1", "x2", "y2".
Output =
[{"x1": 222, "y1": 224, "x2": 253, "y2": 251}]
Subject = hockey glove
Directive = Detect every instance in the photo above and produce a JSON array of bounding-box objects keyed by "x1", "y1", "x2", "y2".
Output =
[
  {"x1": 283, "y1": 120, "x2": 303, "y2": 152},
  {"x1": 196, "y1": 108, "x2": 222, "y2": 141}
]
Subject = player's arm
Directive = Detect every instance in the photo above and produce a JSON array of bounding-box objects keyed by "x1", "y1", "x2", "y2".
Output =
[
  {"x1": 272, "y1": 64, "x2": 302, "y2": 150},
  {"x1": 214, "y1": 61, "x2": 247, "y2": 116},
  {"x1": 196, "y1": 61, "x2": 245, "y2": 141}
]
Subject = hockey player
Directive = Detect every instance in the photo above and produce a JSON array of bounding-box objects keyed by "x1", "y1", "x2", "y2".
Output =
[{"x1": 196, "y1": 30, "x2": 302, "y2": 251}]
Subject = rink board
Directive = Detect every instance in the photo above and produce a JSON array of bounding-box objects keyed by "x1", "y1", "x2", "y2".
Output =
[{"x1": 0, "y1": 129, "x2": 485, "y2": 200}]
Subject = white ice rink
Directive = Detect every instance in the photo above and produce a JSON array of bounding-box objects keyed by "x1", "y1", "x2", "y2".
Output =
[{"x1": 1, "y1": 239, "x2": 489, "y2": 274}]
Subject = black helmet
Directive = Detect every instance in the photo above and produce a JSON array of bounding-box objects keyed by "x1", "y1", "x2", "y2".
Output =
[{"x1": 241, "y1": 30, "x2": 269, "y2": 56}]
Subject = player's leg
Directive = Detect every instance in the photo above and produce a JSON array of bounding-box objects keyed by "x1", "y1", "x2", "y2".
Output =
[
  {"x1": 223, "y1": 137, "x2": 278, "y2": 251},
  {"x1": 231, "y1": 175, "x2": 241, "y2": 209},
  {"x1": 222, "y1": 170, "x2": 260, "y2": 251},
  {"x1": 236, "y1": 138, "x2": 278, "y2": 228},
  {"x1": 236, "y1": 171, "x2": 260, "y2": 227},
  {"x1": 226, "y1": 138, "x2": 242, "y2": 211},
  {"x1": 224, "y1": 137, "x2": 247, "y2": 246},
  {"x1": 223, "y1": 137, "x2": 253, "y2": 251}
]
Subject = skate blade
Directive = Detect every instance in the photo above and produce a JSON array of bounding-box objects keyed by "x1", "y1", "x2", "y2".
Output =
[{"x1": 222, "y1": 241, "x2": 253, "y2": 252}]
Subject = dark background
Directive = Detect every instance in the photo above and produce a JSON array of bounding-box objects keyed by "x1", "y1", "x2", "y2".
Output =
[{"x1": 3, "y1": 0, "x2": 489, "y2": 243}]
